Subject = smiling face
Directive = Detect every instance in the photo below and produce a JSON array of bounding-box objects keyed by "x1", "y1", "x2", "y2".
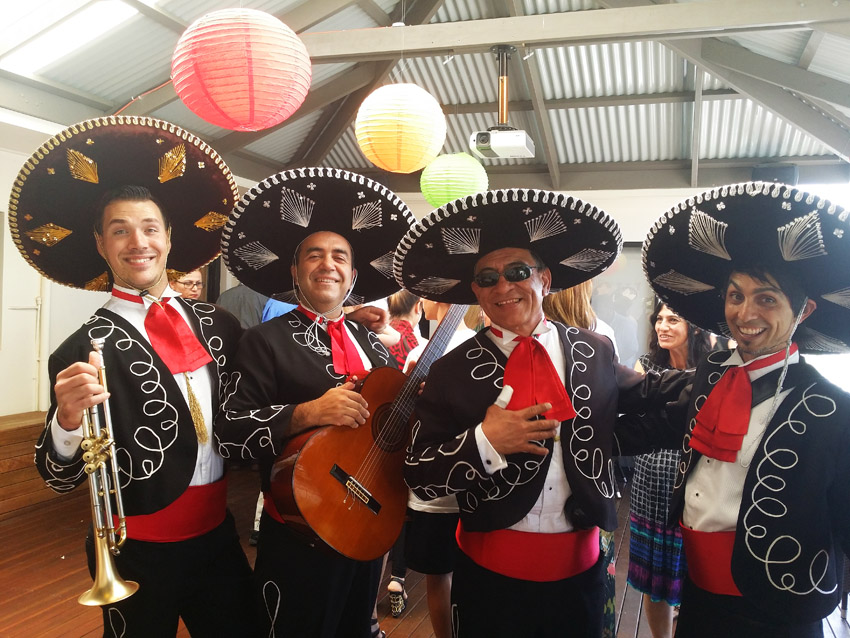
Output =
[
  {"x1": 655, "y1": 305, "x2": 688, "y2": 356},
  {"x1": 724, "y1": 271, "x2": 816, "y2": 362},
  {"x1": 470, "y1": 247, "x2": 551, "y2": 337},
  {"x1": 291, "y1": 231, "x2": 356, "y2": 315},
  {"x1": 95, "y1": 198, "x2": 171, "y2": 297}
]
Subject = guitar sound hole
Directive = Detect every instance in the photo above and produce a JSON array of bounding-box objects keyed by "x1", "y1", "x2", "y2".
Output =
[{"x1": 372, "y1": 404, "x2": 407, "y2": 453}]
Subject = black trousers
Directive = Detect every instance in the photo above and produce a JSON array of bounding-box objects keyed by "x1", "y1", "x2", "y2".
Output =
[
  {"x1": 451, "y1": 549, "x2": 606, "y2": 638},
  {"x1": 86, "y1": 510, "x2": 256, "y2": 638},
  {"x1": 675, "y1": 577, "x2": 824, "y2": 638},
  {"x1": 254, "y1": 511, "x2": 382, "y2": 638}
]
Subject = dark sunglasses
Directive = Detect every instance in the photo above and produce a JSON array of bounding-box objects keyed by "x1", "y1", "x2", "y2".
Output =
[{"x1": 473, "y1": 264, "x2": 538, "y2": 288}]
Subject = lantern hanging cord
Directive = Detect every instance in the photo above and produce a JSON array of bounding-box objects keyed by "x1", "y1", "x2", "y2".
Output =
[{"x1": 114, "y1": 79, "x2": 174, "y2": 115}]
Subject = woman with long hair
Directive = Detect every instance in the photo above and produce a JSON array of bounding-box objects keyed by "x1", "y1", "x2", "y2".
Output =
[{"x1": 628, "y1": 300, "x2": 712, "y2": 638}]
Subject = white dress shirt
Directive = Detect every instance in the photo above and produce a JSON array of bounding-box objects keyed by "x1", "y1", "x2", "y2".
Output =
[
  {"x1": 51, "y1": 285, "x2": 222, "y2": 486},
  {"x1": 683, "y1": 348, "x2": 798, "y2": 532},
  {"x1": 477, "y1": 319, "x2": 573, "y2": 533}
]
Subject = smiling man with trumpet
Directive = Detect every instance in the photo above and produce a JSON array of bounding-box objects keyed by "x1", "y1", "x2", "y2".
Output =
[{"x1": 10, "y1": 117, "x2": 255, "y2": 638}]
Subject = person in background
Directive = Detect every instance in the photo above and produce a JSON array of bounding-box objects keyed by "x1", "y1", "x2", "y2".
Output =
[
  {"x1": 215, "y1": 282, "x2": 270, "y2": 330},
  {"x1": 169, "y1": 268, "x2": 205, "y2": 300},
  {"x1": 19, "y1": 118, "x2": 255, "y2": 638},
  {"x1": 628, "y1": 300, "x2": 712, "y2": 638},
  {"x1": 387, "y1": 290, "x2": 423, "y2": 369},
  {"x1": 542, "y1": 280, "x2": 621, "y2": 638},
  {"x1": 388, "y1": 299, "x2": 480, "y2": 636}
]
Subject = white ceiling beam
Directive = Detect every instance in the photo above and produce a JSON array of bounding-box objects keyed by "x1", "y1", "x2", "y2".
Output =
[
  {"x1": 701, "y1": 38, "x2": 850, "y2": 109},
  {"x1": 278, "y1": 0, "x2": 359, "y2": 32},
  {"x1": 797, "y1": 30, "x2": 825, "y2": 69},
  {"x1": 354, "y1": 0, "x2": 393, "y2": 27},
  {"x1": 121, "y1": 0, "x2": 187, "y2": 33},
  {"x1": 670, "y1": 38, "x2": 850, "y2": 163},
  {"x1": 690, "y1": 69, "x2": 705, "y2": 188},
  {"x1": 299, "y1": 0, "x2": 850, "y2": 63}
]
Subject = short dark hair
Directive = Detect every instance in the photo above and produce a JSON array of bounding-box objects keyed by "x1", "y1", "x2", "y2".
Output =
[
  {"x1": 725, "y1": 263, "x2": 808, "y2": 315},
  {"x1": 93, "y1": 185, "x2": 169, "y2": 235}
]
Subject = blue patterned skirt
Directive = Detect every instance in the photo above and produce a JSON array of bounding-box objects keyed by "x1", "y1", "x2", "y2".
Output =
[{"x1": 627, "y1": 449, "x2": 686, "y2": 605}]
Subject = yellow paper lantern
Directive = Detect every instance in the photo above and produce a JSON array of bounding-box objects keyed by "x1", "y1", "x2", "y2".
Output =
[
  {"x1": 420, "y1": 152, "x2": 489, "y2": 208},
  {"x1": 355, "y1": 84, "x2": 447, "y2": 173}
]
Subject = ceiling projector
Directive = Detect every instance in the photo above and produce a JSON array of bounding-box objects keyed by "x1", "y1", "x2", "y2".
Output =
[{"x1": 469, "y1": 128, "x2": 535, "y2": 159}]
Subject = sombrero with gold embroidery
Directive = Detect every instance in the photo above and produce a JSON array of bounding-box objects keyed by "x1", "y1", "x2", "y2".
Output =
[
  {"x1": 8, "y1": 116, "x2": 238, "y2": 290},
  {"x1": 393, "y1": 189, "x2": 622, "y2": 305},
  {"x1": 221, "y1": 167, "x2": 416, "y2": 305},
  {"x1": 643, "y1": 181, "x2": 850, "y2": 353}
]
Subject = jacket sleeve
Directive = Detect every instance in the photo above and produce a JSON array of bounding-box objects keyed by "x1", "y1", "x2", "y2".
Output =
[
  {"x1": 403, "y1": 359, "x2": 495, "y2": 500},
  {"x1": 214, "y1": 326, "x2": 297, "y2": 463},
  {"x1": 613, "y1": 369, "x2": 694, "y2": 456},
  {"x1": 34, "y1": 348, "x2": 88, "y2": 493}
]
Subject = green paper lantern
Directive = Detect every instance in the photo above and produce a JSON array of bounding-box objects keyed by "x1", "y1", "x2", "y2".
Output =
[{"x1": 420, "y1": 152, "x2": 489, "y2": 208}]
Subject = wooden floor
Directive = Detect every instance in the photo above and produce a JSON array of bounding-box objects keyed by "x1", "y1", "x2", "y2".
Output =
[{"x1": 2, "y1": 466, "x2": 849, "y2": 637}]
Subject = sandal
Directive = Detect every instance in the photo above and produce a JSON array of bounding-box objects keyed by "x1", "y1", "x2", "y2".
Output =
[
  {"x1": 388, "y1": 575, "x2": 408, "y2": 618},
  {"x1": 369, "y1": 616, "x2": 386, "y2": 638}
]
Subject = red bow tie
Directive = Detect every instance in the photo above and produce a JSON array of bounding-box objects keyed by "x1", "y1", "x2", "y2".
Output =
[
  {"x1": 491, "y1": 326, "x2": 576, "y2": 422},
  {"x1": 298, "y1": 306, "x2": 369, "y2": 378},
  {"x1": 689, "y1": 345, "x2": 797, "y2": 462},
  {"x1": 112, "y1": 288, "x2": 212, "y2": 374}
]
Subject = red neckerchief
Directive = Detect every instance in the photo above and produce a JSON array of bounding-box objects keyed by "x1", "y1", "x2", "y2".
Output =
[
  {"x1": 111, "y1": 288, "x2": 212, "y2": 374},
  {"x1": 490, "y1": 325, "x2": 576, "y2": 422},
  {"x1": 297, "y1": 305, "x2": 369, "y2": 378},
  {"x1": 689, "y1": 345, "x2": 798, "y2": 462}
]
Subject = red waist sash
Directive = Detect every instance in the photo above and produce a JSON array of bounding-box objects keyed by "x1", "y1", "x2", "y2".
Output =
[
  {"x1": 680, "y1": 524, "x2": 742, "y2": 596},
  {"x1": 117, "y1": 478, "x2": 227, "y2": 542},
  {"x1": 456, "y1": 523, "x2": 599, "y2": 582}
]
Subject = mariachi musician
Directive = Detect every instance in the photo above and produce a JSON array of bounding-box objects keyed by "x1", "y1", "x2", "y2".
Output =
[
  {"x1": 396, "y1": 189, "x2": 687, "y2": 637},
  {"x1": 16, "y1": 117, "x2": 255, "y2": 638},
  {"x1": 631, "y1": 182, "x2": 850, "y2": 637},
  {"x1": 214, "y1": 168, "x2": 415, "y2": 638}
]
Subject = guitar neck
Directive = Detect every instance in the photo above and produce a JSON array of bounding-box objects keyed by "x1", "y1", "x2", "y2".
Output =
[{"x1": 394, "y1": 304, "x2": 469, "y2": 412}]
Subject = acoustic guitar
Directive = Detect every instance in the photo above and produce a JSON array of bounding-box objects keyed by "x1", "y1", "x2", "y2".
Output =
[{"x1": 269, "y1": 304, "x2": 469, "y2": 561}]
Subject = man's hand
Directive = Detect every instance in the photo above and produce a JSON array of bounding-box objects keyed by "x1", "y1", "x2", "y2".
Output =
[
  {"x1": 347, "y1": 305, "x2": 389, "y2": 334},
  {"x1": 54, "y1": 351, "x2": 108, "y2": 431},
  {"x1": 481, "y1": 385, "x2": 558, "y2": 456},
  {"x1": 291, "y1": 382, "x2": 370, "y2": 432}
]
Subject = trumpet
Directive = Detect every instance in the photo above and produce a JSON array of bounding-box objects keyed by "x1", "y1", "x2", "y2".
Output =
[{"x1": 78, "y1": 337, "x2": 139, "y2": 606}]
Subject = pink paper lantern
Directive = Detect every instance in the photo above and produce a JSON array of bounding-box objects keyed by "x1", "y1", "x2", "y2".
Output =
[{"x1": 172, "y1": 8, "x2": 312, "y2": 132}]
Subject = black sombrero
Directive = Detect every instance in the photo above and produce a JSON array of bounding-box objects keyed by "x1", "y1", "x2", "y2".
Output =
[
  {"x1": 221, "y1": 167, "x2": 416, "y2": 305},
  {"x1": 393, "y1": 189, "x2": 623, "y2": 304},
  {"x1": 643, "y1": 181, "x2": 850, "y2": 353},
  {"x1": 8, "y1": 116, "x2": 238, "y2": 291}
]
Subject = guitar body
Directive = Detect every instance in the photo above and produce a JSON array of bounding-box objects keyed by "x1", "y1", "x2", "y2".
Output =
[{"x1": 269, "y1": 366, "x2": 411, "y2": 561}]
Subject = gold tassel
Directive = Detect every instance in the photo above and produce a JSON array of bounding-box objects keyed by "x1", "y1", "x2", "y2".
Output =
[{"x1": 183, "y1": 373, "x2": 208, "y2": 444}]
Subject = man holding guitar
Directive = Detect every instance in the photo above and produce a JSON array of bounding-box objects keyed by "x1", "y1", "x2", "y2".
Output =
[
  {"x1": 397, "y1": 189, "x2": 687, "y2": 638},
  {"x1": 214, "y1": 168, "x2": 415, "y2": 638}
]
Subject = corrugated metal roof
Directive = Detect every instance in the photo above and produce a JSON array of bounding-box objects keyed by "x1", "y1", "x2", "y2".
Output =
[{"x1": 244, "y1": 109, "x2": 326, "y2": 162}]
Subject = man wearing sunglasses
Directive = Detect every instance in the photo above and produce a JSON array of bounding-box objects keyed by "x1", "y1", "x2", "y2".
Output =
[{"x1": 397, "y1": 190, "x2": 686, "y2": 638}]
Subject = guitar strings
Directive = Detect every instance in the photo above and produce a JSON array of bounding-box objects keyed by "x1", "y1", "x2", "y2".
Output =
[{"x1": 352, "y1": 306, "x2": 468, "y2": 491}]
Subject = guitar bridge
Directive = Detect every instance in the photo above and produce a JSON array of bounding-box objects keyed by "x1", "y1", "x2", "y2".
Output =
[{"x1": 330, "y1": 464, "x2": 381, "y2": 515}]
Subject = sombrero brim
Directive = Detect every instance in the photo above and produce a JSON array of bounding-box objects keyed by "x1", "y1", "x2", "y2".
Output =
[
  {"x1": 643, "y1": 181, "x2": 850, "y2": 353},
  {"x1": 8, "y1": 116, "x2": 238, "y2": 291},
  {"x1": 393, "y1": 189, "x2": 623, "y2": 304},
  {"x1": 221, "y1": 168, "x2": 416, "y2": 304}
]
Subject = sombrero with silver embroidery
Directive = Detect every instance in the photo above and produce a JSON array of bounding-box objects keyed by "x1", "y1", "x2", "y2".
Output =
[
  {"x1": 8, "y1": 116, "x2": 238, "y2": 291},
  {"x1": 642, "y1": 181, "x2": 850, "y2": 353},
  {"x1": 393, "y1": 189, "x2": 622, "y2": 305},
  {"x1": 221, "y1": 167, "x2": 416, "y2": 305}
]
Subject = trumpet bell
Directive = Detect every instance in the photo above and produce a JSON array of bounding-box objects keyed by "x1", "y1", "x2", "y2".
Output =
[{"x1": 78, "y1": 532, "x2": 139, "y2": 606}]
